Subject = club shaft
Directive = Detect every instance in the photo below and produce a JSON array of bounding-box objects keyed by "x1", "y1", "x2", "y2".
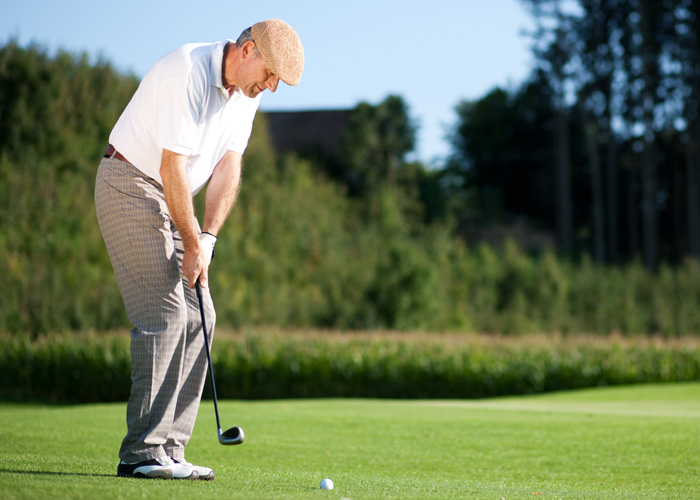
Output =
[{"x1": 196, "y1": 280, "x2": 222, "y2": 432}]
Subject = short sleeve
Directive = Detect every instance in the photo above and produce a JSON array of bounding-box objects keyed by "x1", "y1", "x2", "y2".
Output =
[{"x1": 155, "y1": 78, "x2": 200, "y2": 155}]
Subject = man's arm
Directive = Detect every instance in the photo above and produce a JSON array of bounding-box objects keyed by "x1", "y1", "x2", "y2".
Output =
[
  {"x1": 202, "y1": 150, "x2": 243, "y2": 236},
  {"x1": 160, "y1": 149, "x2": 208, "y2": 288}
]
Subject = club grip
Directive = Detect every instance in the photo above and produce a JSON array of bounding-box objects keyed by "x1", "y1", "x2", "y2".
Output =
[{"x1": 195, "y1": 279, "x2": 203, "y2": 298}]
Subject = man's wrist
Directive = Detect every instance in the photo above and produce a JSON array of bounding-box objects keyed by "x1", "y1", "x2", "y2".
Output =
[{"x1": 199, "y1": 232, "x2": 217, "y2": 264}]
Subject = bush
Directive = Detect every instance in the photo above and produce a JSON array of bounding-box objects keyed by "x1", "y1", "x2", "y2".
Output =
[{"x1": 4, "y1": 42, "x2": 700, "y2": 336}]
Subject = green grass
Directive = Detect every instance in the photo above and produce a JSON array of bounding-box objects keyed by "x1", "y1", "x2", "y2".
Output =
[{"x1": 1, "y1": 383, "x2": 699, "y2": 499}]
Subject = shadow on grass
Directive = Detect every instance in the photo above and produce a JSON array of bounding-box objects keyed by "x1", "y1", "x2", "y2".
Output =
[{"x1": 0, "y1": 468, "x2": 114, "y2": 479}]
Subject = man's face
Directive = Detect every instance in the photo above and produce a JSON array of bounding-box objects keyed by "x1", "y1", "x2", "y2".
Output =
[{"x1": 237, "y1": 43, "x2": 280, "y2": 98}]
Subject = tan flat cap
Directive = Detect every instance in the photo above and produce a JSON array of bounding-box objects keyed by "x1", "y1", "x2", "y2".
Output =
[{"x1": 251, "y1": 19, "x2": 304, "y2": 86}]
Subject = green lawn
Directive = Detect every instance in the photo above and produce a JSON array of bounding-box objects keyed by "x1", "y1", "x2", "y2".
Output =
[{"x1": 1, "y1": 383, "x2": 699, "y2": 499}]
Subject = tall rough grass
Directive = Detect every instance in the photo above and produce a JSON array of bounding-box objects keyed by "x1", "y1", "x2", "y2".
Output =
[{"x1": 2, "y1": 331, "x2": 698, "y2": 403}]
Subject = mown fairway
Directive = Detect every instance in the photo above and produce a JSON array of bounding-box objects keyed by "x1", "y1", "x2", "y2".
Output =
[{"x1": 1, "y1": 383, "x2": 699, "y2": 499}]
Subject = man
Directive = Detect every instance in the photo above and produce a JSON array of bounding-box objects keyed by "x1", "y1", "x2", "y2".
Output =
[{"x1": 95, "y1": 19, "x2": 304, "y2": 480}]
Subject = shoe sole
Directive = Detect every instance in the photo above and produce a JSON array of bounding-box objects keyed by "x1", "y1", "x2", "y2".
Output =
[
  {"x1": 117, "y1": 470, "x2": 199, "y2": 480},
  {"x1": 169, "y1": 460, "x2": 214, "y2": 481}
]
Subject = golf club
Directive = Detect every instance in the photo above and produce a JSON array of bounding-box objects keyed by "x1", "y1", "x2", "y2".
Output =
[{"x1": 195, "y1": 279, "x2": 244, "y2": 445}]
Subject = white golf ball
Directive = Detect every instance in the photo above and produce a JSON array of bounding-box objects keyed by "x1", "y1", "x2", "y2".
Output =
[{"x1": 320, "y1": 478, "x2": 334, "y2": 490}]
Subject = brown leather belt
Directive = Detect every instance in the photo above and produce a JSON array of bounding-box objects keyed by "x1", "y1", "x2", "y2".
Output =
[{"x1": 104, "y1": 144, "x2": 131, "y2": 164}]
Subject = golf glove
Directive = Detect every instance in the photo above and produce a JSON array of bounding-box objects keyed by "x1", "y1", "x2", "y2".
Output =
[{"x1": 200, "y1": 232, "x2": 217, "y2": 266}]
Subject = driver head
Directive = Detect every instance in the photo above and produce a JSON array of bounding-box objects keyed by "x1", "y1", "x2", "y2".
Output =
[{"x1": 219, "y1": 426, "x2": 244, "y2": 445}]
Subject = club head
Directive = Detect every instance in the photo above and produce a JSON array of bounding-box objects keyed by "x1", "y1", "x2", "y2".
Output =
[{"x1": 218, "y1": 426, "x2": 244, "y2": 445}]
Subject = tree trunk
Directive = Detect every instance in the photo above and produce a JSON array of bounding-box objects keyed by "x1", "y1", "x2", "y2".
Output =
[
  {"x1": 639, "y1": 0, "x2": 659, "y2": 269},
  {"x1": 606, "y1": 133, "x2": 619, "y2": 262},
  {"x1": 627, "y1": 167, "x2": 640, "y2": 258},
  {"x1": 582, "y1": 119, "x2": 606, "y2": 262},
  {"x1": 686, "y1": 137, "x2": 700, "y2": 258},
  {"x1": 555, "y1": 108, "x2": 573, "y2": 253},
  {"x1": 640, "y1": 137, "x2": 658, "y2": 268},
  {"x1": 671, "y1": 160, "x2": 684, "y2": 263}
]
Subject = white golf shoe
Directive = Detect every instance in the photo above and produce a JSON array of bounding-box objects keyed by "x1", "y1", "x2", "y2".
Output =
[
  {"x1": 117, "y1": 456, "x2": 199, "y2": 479},
  {"x1": 171, "y1": 457, "x2": 215, "y2": 481}
]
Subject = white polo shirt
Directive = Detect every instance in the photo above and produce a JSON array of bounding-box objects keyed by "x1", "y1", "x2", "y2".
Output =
[{"x1": 110, "y1": 40, "x2": 261, "y2": 194}]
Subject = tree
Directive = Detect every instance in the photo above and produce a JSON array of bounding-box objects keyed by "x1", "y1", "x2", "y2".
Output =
[
  {"x1": 634, "y1": 0, "x2": 665, "y2": 268},
  {"x1": 522, "y1": 0, "x2": 577, "y2": 253},
  {"x1": 447, "y1": 75, "x2": 556, "y2": 233},
  {"x1": 0, "y1": 41, "x2": 138, "y2": 333},
  {"x1": 518, "y1": 0, "x2": 690, "y2": 267},
  {"x1": 675, "y1": 0, "x2": 700, "y2": 258},
  {"x1": 340, "y1": 95, "x2": 417, "y2": 194}
]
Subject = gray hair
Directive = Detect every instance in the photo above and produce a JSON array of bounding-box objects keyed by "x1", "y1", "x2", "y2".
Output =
[{"x1": 236, "y1": 28, "x2": 260, "y2": 56}]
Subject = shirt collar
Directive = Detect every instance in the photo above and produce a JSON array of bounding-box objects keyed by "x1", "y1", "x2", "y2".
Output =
[
  {"x1": 211, "y1": 40, "x2": 234, "y2": 95},
  {"x1": 211, "y1": 40, "x2": 263, "y2": 103}
]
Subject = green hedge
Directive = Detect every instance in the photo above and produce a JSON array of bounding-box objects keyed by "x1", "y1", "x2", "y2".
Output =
[{"x1": 2, "y1": 332, "x2": 699, "y2": 403}]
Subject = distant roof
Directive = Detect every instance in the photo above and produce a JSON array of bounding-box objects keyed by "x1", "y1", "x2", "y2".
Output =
[{"x1": 263, "y1": 109, "x2": 351, "y2": 160}]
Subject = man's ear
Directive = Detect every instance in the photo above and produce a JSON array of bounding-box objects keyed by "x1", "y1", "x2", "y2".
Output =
[{"x1": 242, "y1": 40, "x2": 257, "y2": 59}]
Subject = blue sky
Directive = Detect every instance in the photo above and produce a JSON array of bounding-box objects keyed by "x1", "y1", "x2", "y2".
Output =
[{"x1": 2, "y1": 0, "x2": 535, "y2": 165}]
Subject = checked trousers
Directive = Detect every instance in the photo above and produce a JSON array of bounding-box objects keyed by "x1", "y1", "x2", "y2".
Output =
[{"x1": 95, "y1": 156, "x2": 215, "y2": 463}]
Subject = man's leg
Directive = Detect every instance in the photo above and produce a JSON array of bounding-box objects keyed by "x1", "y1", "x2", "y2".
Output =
[
  {"x1": 164, "y1": 228, "x2": 216, "y2": 462},
  {"x1": 95, "y1": 158, "x2": 188, "y2": 464}
]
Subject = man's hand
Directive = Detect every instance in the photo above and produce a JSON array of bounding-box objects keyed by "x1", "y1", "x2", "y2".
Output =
[{"x1": 181, "y1": 242, "x2": 209, "y2": 288}]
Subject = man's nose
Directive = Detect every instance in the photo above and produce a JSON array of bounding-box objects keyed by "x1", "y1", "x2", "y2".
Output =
[{"x1": 266, "y1": 76, "x2": 279, "y2": 93}]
